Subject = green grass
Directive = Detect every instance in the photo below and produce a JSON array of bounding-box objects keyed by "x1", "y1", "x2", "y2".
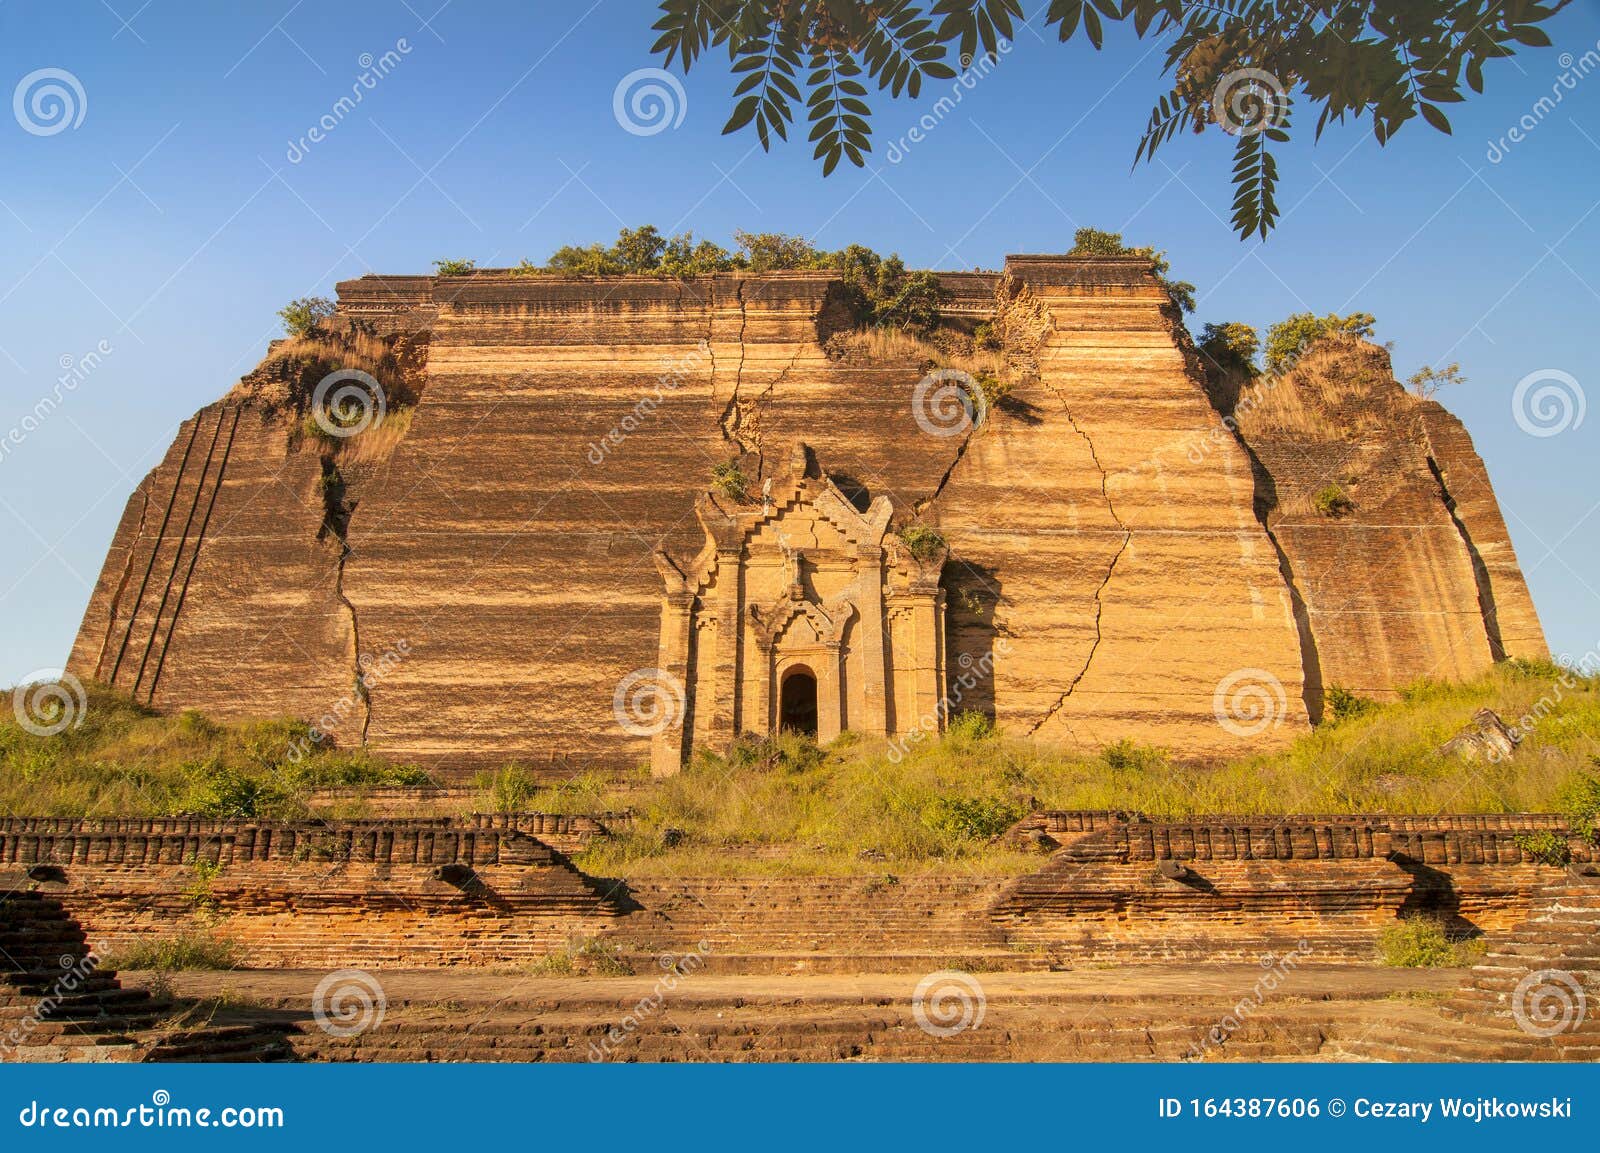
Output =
[
  {"x1": 0, "y1": 682, "x2": 432, "y2": 818},
  {"x1": 6, "y1": 664, "x2": 1599, "y2": 880},
  {"x1": 1376, "y1": 916, "x2": 1487, "y2": 968},
  {"x1": 104, "y1": 927, "x2": 243, "y2": 972}
]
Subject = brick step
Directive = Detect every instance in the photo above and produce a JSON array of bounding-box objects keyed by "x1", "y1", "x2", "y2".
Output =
[{"x1": 609, "y1": 951, "x2": 1052, "y2": 975}]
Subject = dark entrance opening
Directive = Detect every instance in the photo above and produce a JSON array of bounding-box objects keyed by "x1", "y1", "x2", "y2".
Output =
[{"x1": 779, "y1": 667, "x2": 819, "y2": 736}]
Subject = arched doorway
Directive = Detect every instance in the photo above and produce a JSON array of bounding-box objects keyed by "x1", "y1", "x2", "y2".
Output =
[{"x1": 778, "y1": 666, "x2": 819, "y2": 736}]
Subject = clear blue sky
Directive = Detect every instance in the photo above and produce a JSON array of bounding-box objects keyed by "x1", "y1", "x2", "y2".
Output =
[{"x1": 1, "y1": 0, "x2": 1598, "y2": 683}]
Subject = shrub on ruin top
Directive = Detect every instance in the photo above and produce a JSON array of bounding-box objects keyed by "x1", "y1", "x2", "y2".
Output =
[
  {"x1": 432, "y1": 258, "x2": 476, "y2": 277},
  {"x1": 277, "y1": 296, "x2": 335, "y2": 338},
  {"x1": 1313, "y1": 483, "x2": 1355, "y2": 518},
  {"x1": 899, "y1": 524, "x2": 946, "y2": 564},
  {"x1": 711, "y1": 460, "x2": 750, "y2": 502},
  {"x1": 1264, "y1": 311, "x2": 1377, "y2": 373}
]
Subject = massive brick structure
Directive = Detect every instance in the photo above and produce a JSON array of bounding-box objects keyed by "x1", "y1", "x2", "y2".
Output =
[{"x1": 66, "y1": 255, "x2": 1543, "y2": 776}]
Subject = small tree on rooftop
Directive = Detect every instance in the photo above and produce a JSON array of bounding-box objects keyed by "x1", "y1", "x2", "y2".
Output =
[
  {"x1": 1198, "y1": 321, "x2": 1260, "y2": 377},
  {"x1": 432, "y1": 258, "x2": 477, "y2": 277},
  {"x1": 278, "y1": 296, "x2": 335, "y2": 337},
  {"x1": 1068, "y1": 228, "x2": 1195, "y2": 313},
  {"x1": 1264, "y1": 311, "x2": 1377, "y2": 373},
  {"x1": 1407, "y1": 362, "x2": 1465, "y2": 400}
]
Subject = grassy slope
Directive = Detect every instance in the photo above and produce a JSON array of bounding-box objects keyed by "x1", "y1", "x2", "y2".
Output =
[{"x1": 4, "y1": 664, "x2": 1597, "y2": 876}]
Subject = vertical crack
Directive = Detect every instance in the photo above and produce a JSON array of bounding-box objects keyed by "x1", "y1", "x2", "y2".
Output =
[
  {"x1": 716, "y1": 279, "x2": 749, "y2": 448},
  {"x1": 1028, "y1": 389, "x2": 1131, "y2": 736},
  {"x1": 1427, "y1": 454, "x2": 1505, "y2": 661},
  {"x1": 318, "y1": 454, "x2": 369, "y2": 742}
]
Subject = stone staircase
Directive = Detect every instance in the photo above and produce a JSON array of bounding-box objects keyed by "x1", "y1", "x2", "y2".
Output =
[
  {"x1": 0, "y1": 890, "x2": 289, "y2": 1063},
  {"x1": 1344, "y1": 873, "x2": 1600, "y2": 1061},
  {"x1": 596, "y1": 875, "x2": 1049, "y2": 974}
]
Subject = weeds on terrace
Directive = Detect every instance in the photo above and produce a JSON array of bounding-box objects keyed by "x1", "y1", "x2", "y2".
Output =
[
  {"x1": 899, "y1": 525, "x2": 946, "y2": 564},
  {"x1": 1376, "y1": 916, "x2": 1485, "y2": 968},
  {"x1": 1313, "y1": 483, "x2": 1356, "y2": 517},
  {"x1": 0, "y1": 683, "x2": 431, "y2": 818},
  {"x1": 530, "y1": 936, "x2": 634, "y2": 977},
  {"x1": 106, "y1": 927, "x2": 243, "y2": 971},
  {"x1": 711, "y1": 460, "x2": 750, "y2": 502}
]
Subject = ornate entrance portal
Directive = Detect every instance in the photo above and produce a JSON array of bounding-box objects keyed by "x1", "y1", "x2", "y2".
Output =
[{"x1": 650, "y1": 443, "x2": 948, "y2": 775}]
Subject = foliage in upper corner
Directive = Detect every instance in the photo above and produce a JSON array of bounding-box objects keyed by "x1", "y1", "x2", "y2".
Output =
[
  {"x1": 1264, "y1": 311, "x2": 1377, "y2": 372},
  {"x1": 278, "y1": 296, "x2": 335, "y2": 338},
  {"x1": 1068, "y1": 228, "x2": 1194, "y2": 313},
  {"x1": 647, "y1": 1, "x2": 1569, "y2": 240}
]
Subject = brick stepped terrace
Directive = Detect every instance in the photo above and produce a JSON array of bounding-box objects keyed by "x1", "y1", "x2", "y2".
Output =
[
  {"x1": 0, "y1": 891, "x2": 289, "y2": 1063},
  {"x1": 152, "y1": 966, "x2": 1458, "y2": 1063},
  {"x1": 594, "y1": 876, "x2": 1047, "y2": 975},
  {"x1": 1345, "y1": 872, "x2": 1600, "y2": 1061}
]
